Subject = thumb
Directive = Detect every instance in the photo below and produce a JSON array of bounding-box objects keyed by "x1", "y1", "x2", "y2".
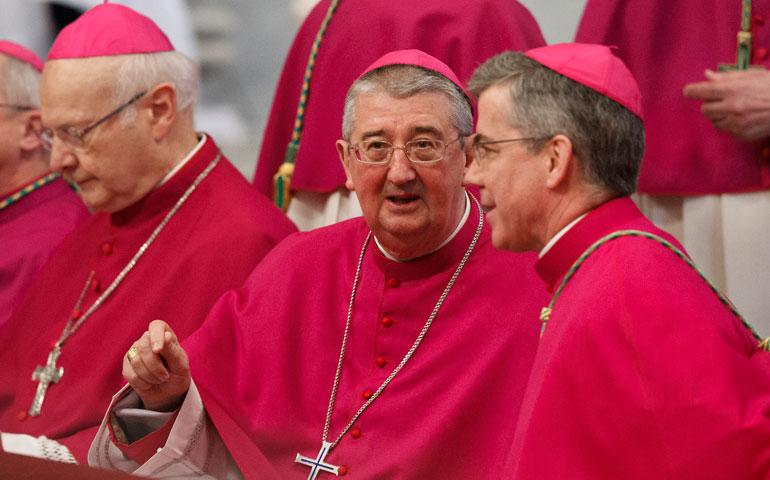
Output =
[{"x1": 160, "y1": 330, "x2": 190, "y2": 376}]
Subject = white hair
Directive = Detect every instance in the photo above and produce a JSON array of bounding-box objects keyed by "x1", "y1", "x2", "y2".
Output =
[
  {"x1": 113, "y1": 51, "x2": 198, "y2": 125},
  {"x1": 1, "y1": 54, "x2": 41, "y2": 112}
]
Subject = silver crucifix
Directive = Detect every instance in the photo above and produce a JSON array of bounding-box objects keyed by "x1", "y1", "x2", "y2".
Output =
[
  {"x1": 29, "y1": 344, "x2": 64, "y2": 416},
  {"x1": 295, "y1": 441, "x2": 340, "y2": 479}
]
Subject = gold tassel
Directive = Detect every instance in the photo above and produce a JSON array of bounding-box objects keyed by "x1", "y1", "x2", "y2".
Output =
[
  {"x1": 273, "y1": 143, "x2": 299, "y2": 212},
  {"x1": 759, "y1": 337, "x2": 770, "y2": 352},
  {"x1": 539, "y1": 307, "x2": 552, "y2": 338}
]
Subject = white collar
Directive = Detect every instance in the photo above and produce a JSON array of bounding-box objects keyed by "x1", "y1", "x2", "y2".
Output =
[
  {"x1": 538, "y1": 212, "x2": 588, "y2": 258},
  {"x1": 375, "y1": 191, "x2": 471, "y2": 262},
  {"x1": 156, "y1": 133, "x2": 207, "y2": 188}
]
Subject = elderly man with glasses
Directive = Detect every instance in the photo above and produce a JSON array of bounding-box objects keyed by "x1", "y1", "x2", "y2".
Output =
[
  {"x1": 0, "y1": 40, "x2": 88, "y2": 328},
  {"x1": 0, "y1": 4, "x2": 296, "y2": 464},
  {"x1": 464, "y1": 43, "x2": 770, "y2": 479},
  {"x1": 86, "y1": 49, "x2": 547, "y2": 479}
]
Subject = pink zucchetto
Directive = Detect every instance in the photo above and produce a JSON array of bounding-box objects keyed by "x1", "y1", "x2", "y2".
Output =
[
  {"x1": 525, "y1": 43, "x2": 643, "y2": 120},
  {"x1": 47, "y1": 2, "x2": 174, "y2": 60},
  {"x1": 360, "y1": 49, "x2": 473, "y2": 110},
  {"x1": 0, "y1": 40, "x2": 44, "y2": 72}
]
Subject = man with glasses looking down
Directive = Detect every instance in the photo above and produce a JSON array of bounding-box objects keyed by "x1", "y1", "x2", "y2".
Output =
[
  {"x1": 0, "y1": 3, "x2": 295, "y2": 464},
  {"x1": 464, "y1": 43, "x2": 770, "y2": 479},
  {"x1": 87, "y1": 49, "x2": 548, "y2": 479},
  {"x1": 0, "y1": 40, "x2": 88, "y2": 328}
]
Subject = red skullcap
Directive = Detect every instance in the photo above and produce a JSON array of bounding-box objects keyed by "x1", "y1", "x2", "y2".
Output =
[
  {"x1": 360, "y1": 49, "x2": 472, "y2": 111},
  {"x1": 0, "y1": 40, "x2": 43, "y2": 72},
  {"x1": 48, "y1": 2, "x2": 174, "y2": 60},
  {"x1": 525, "y1": 43, "x2": 643, "y2": 120}
]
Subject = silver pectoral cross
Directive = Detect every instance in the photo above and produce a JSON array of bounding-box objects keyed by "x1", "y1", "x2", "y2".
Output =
[
  {"x1": 295, "y1": 441, "x2": 340, "y2": 479},
  {"x1": 29, "y1": 344, "x2": 64, "y2": 417}
]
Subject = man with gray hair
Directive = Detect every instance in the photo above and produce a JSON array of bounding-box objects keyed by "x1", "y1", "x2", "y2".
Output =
[
  {"x1": 87, "y1": 49, "x2": 547, "y2": 479},
  {"x1": 0, "y1": 40, "x2": 88, "y2": 328},
  {"x1": 0, "y1": 4, "x2": 295, "y2": 464},
  {"x1": 464, "y1": 43, "x2": 770, "y2": 479}
]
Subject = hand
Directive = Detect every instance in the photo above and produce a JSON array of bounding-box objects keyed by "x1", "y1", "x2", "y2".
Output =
[
  {"x1": 683, "y1": 68, "x2": 770, "y2": 141},
  {"x1": 123, "y1": 320, "x2": 191, "y2": 412}
]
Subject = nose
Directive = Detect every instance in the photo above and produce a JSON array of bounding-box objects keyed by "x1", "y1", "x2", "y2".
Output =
[
  {"x1": 48, "y1": 139, "x2": 78, "y2": 175},
  {"x1": 386, "y1": 147, "x2": 417, "y2": 185},
  {"x1": 463, "y1": 157, "x2": 484, "y2": 188}
]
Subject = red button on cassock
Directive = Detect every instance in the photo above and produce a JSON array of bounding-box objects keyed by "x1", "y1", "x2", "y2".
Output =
[
  {"x1": 362, "y1": 389, "x2": 373, "y2": 399},
  {"x1": 338, "y1": 466, "x2": 349, "y2": 475},
  {"x1": 91, "y1": 278, "x2": 101, "y2": 292},
  {"x1": 754, "y1": 14, "x2": 766, "y2": 26},
  {"x1": 388, "y1": 277, "x2": 399, "y2": 287},
  {"x1": 376, "y1": 356, "x2": 386, "y2": 367},
  {"x1": 350, "y1": 428, "x2": 362, "y2": 439},
  {"x1": 71, "y1": 309, "x2": 81, "y2": 320},
  {"x1": 17, "y1": 411, "x2": 28, "y2": 421},
  {"x1": 101, "y1": 243, "x2": 113, "y2": 255},
  {"x1": 382, "y1": 316, "x2": 393, "y2": 327},
  {"x1": 758, "y1": 47, "x2": 769, "y2": 60}
]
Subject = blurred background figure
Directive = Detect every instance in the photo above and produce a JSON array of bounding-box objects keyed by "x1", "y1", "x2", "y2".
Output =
[
  {"x1": 0, "y1": 40, "x2": 88, "y2": 328},
  {"x1": 577, "y1": 0, "x2": 770, "y2": 334},
  {"x1": 254, "y1": 0, "x2": 547, "y2": 230}
]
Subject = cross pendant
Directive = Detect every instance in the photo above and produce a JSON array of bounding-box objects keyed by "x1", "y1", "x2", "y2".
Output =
[
  {"x1": 29, "y1": 344, "x2": 64, "y2": 417},
  {"x1": 295, "y1": 441, "x2": 340, "y2": 479}
]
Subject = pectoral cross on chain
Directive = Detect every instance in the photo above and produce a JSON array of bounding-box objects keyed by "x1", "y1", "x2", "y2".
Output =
[
  {"x1": 295, "y1": 441, "x2": 340, "y2": 479},
  {"x1": 29, "y1": 344, "x2": 64, "y2": 417},
  {"x1": 719, "y1": 0, "x2": 763, "y2": 71}
]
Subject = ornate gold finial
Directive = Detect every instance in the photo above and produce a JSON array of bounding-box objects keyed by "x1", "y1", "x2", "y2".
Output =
[{"x1": 273, "y1": 160, "x2": 295, "y2": 213}]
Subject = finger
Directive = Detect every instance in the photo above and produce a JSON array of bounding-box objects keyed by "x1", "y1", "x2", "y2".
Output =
[
  {"x1": 159, "y1": 330, "x2": 190, "y2": 377},
  {"x1": 148, "y1": 319, "x2": 171, "y2": 353},
  {"x1": 130, "y1": 334, "x2": 170, "y2": 384},
  {"x1": 123, "y1": 348, "x2": 163, "y2": 391},
  {"x1": 700, "y1": 100, "x2": 727, "y2": 120},
  {"x1": 683, "y1": 81, "x2": 724, "y2": 101}
]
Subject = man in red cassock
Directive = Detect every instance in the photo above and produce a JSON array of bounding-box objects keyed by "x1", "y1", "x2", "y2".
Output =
[
  {"x1": 87, "y1": 49, "x2": 549, "y2": 479},
  {"x1": 576, "y1": 0, "x2": 770, "y2": 338},
  {"x1": 0, "y1": 40, "x2": 89, "y2": 327},
  {"x1": 0, "y1": 4, "x2": 296, "y2": 464},
  {"x1": 255, "y1": 0, "x2": 546, "y2": 230},
  {"x1": 464, "y1": 43, "x2": 770, "y2": 479}
]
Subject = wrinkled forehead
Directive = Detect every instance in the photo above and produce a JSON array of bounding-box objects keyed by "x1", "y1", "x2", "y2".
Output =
[
  {"x1": 350, "y1": 91, "x2": 456, "y2": 138},
  {"x1": 41, "y1": 57, "x2": 122, "y2": 105}
]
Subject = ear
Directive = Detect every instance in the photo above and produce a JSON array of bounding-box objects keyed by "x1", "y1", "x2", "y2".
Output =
[
  {"x1": 18, "y1": 110, "x2": 43, "y2": 153},
  {"x1": 146, "y1": 83, "x2": 177, "y2": 141},
  {"x1": 544, "y1": 134, "x2": 573, "y2": 190},
  {"x1": 462, "y1": 137, "x2": 474, "y2": 171},
  {"x1": 337, "y1": 139, "x2": 356, "y2": 191}
]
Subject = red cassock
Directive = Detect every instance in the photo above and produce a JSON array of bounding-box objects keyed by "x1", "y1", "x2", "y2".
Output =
[
  {"x1": 576, "y1": 0, "x2": 770, "y2": 195},
  {"x1": 0, "y1": 176, "x2": 89, "y2": 327},
  {"x1": 0, "y1": 136, "x2": 296, "y2": 462},
  {"x1": 506, "y1": 197, "x2": 770, "y2": 478},
  {"x1": 254, "y1": 0, "x2": 546, "y2": 196},
  {"x1": 159, "y1": 202, "x2": 548, "y2": 478}
]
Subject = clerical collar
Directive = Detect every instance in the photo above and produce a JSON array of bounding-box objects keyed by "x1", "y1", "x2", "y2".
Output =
[
  {"x1": 539, "y1": 212, "x2": 588, "y2": 258},
  {"x1": 374, "y1": 191, "x2": 471, "y2": 262},
  {"x1": 156, "y1": 133, "x2": 207, "y2": 188}
]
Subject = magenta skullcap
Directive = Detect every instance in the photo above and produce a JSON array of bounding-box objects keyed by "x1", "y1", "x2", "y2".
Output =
[
  {"x1": 360, "y1": 49, "x2": 473, "y2": 111},
  {"x1": 0, "y1": 40, "x2": 43, "y2": 72},
  {"x1": 48, "y1": 2, "x2": 174, "y2": 60},
  {"x1": 525, "y1": 43, "x2": 643, "y2": 120}
]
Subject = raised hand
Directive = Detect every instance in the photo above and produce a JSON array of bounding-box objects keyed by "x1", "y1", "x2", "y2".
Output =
[{"x1": 123, "y1": 319, "x2": 191, "y2": 412}]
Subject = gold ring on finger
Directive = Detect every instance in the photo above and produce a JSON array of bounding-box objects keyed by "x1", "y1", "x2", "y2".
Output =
[{"x1": 126, "y1": 346, "x2": 139, "y2": 362}]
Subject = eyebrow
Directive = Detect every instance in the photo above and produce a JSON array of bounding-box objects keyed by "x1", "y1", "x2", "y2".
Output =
[{"x1": 358, "y1": 126, "x2": 444, "y2": 142}]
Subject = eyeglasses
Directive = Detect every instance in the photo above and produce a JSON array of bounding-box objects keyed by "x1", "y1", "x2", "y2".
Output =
[
  {"x1": 0, "y1": 104, "x2": 35, "y2": 111},
  {"x1": 472, "y1": 136, "x2": 550, "y2": 164},
  {"x1": 348, "y1": 137, "x2": 462, "y2": 165},
  {"x1": 39, "y1": 90, "x2": 148, "y2": 151}
]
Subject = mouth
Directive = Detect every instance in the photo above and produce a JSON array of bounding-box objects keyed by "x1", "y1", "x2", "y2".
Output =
[{"x1": 386, "y1": 194, "x2": 421, "y2": 205}]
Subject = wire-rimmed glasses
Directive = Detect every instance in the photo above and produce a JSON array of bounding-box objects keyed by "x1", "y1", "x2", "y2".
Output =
[{"x1": 348, "y1": 137, "x2": 463, "y2": 165}]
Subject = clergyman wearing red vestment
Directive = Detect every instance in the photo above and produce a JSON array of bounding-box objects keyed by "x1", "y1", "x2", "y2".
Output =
[
  {"x1": 0, "y1": 40, "x2": 88, "y2": 327},
  {"x1": 0, "y1": 4, "x2": 296, "y2": 464},
  {"x1": 87, "y1": 50, "x2": 549, "y2": 479},
  {"x1": 464, "y1": 43, "x2": 770, "y2": 479}
]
